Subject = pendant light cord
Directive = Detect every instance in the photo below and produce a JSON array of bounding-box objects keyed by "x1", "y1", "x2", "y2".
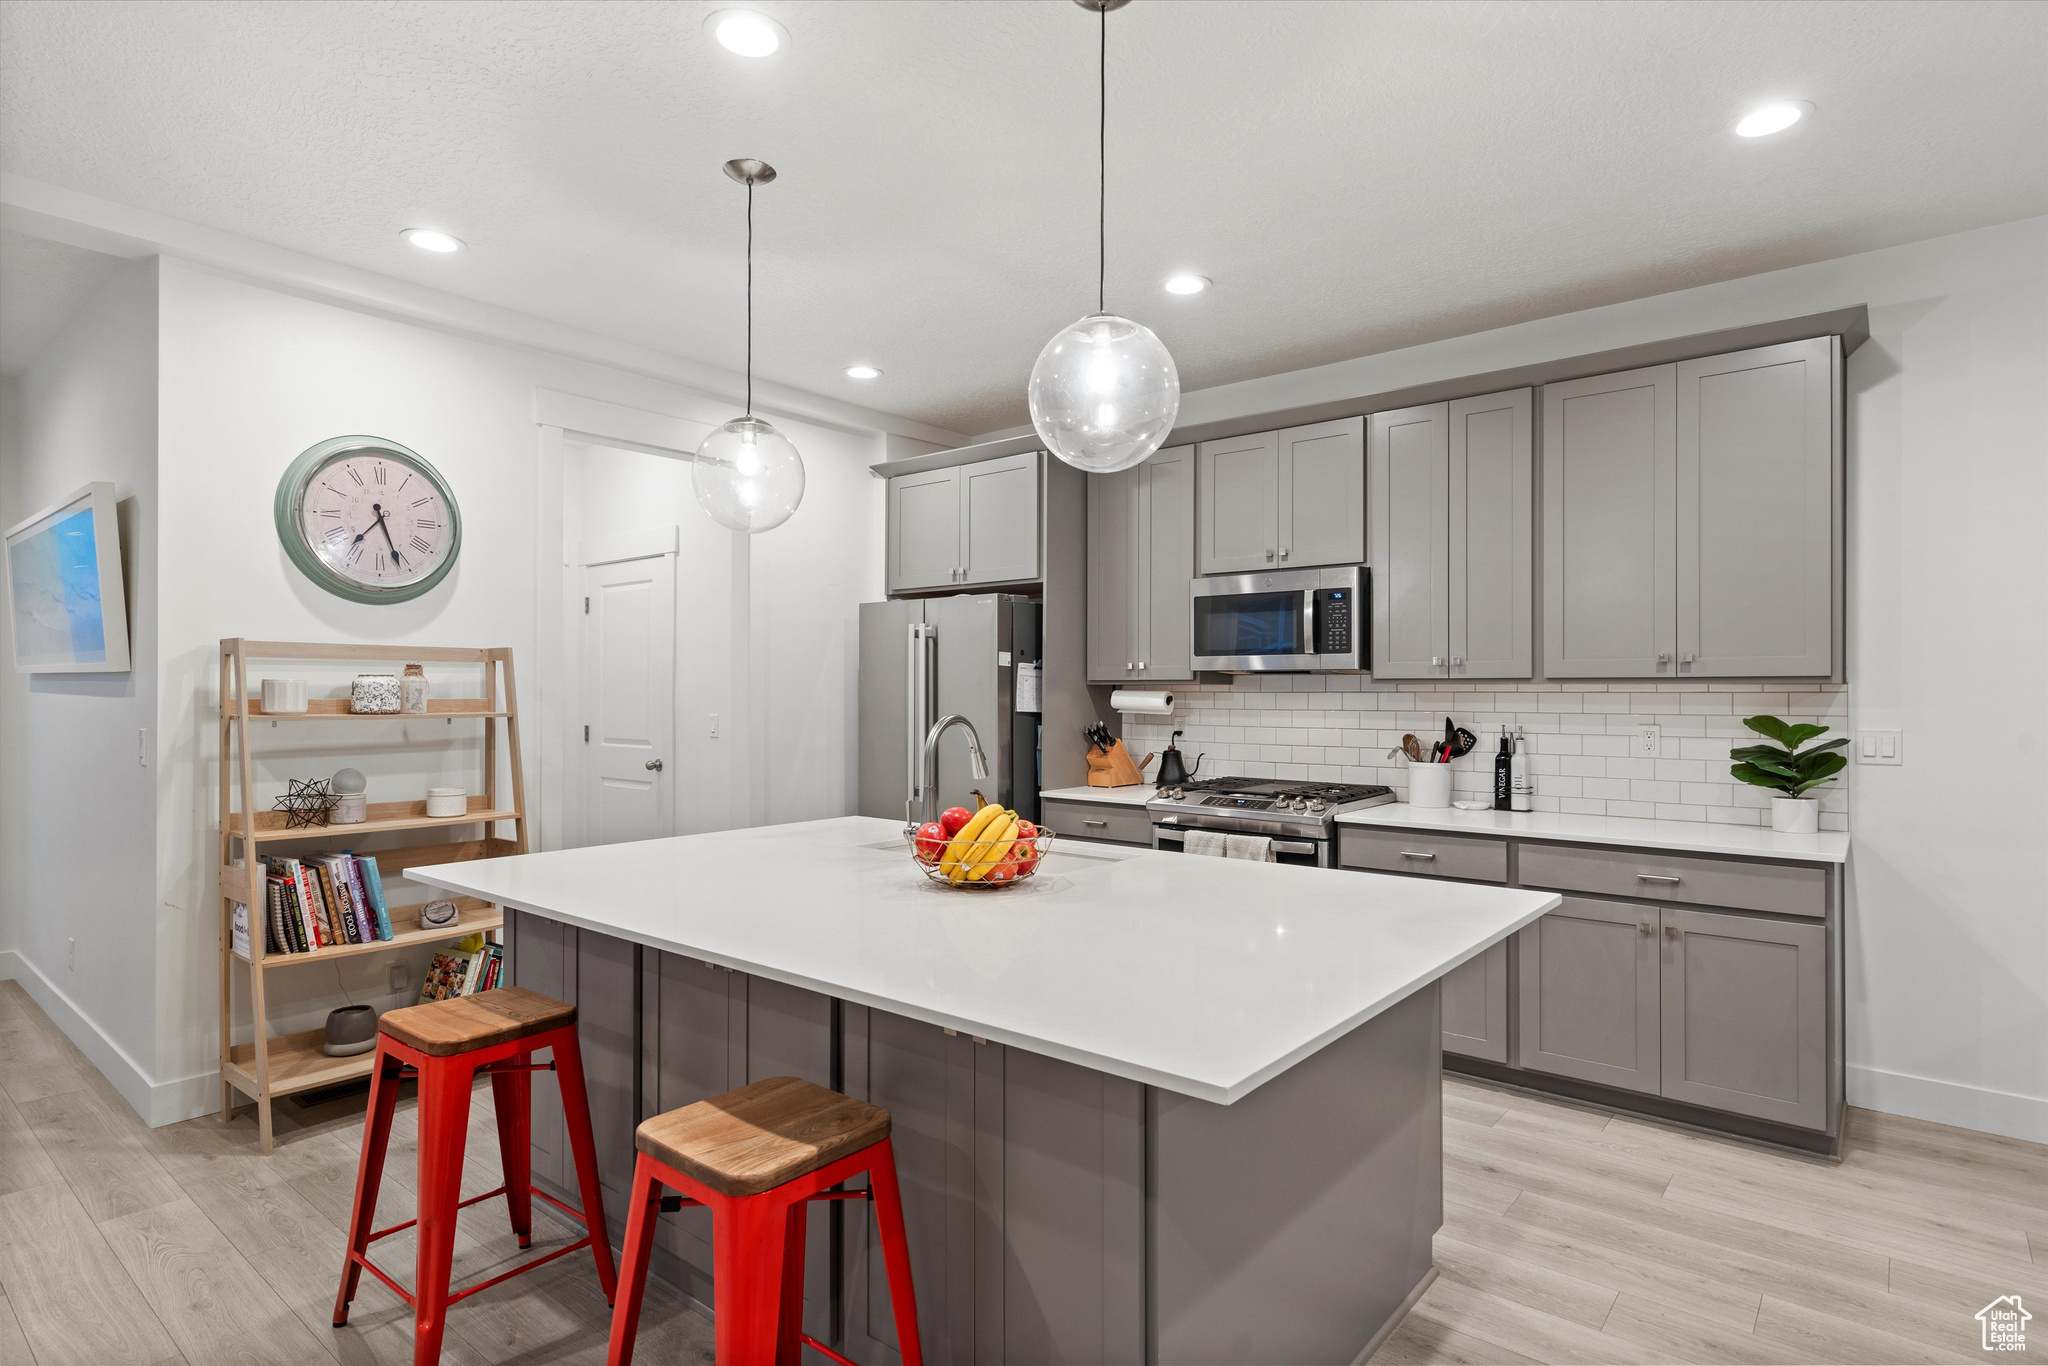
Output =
[
  {"x1": 746, "y1": 178, "x2": 755, "y2": 417},
  {"x1": 1098, "y1": 0, "x2": 1106, "y2": 315}
]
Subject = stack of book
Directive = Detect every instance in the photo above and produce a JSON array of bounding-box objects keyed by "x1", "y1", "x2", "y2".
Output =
[
  {"x1": 419, "y1": 943, "x2": 504, "y2": 1002},
  {"x1": 258, "y1": 853, "x2": 396, "y2": 954}
]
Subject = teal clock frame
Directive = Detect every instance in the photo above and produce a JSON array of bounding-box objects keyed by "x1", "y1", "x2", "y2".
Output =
[{"x1": 273, "y1": 436, "x2": 462, "y2": 605}]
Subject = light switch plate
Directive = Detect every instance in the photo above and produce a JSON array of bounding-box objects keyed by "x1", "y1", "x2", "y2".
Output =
[
  {"x1": 389, "y1": 961, "x2": 409, "y2": 993},
  {"x1": 1856, "y1": 729, "x2": 1902, "y2": 764},
  {"x1": 1635, "y1": 726, "x2": 1662, "y2": 756}
]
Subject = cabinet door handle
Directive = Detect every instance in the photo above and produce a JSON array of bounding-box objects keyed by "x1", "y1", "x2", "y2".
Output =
[
  {"x1": 1636, "y1": 873, "x2": 1681, "y2": 884},
  {"x1": 1137, "y1": 661, "x2": 1145, "y2": 670},
  {"x1": 1400, "y1": 850, "x2": 1436, "y2": 860},
  {"x1": 1665, "y1": 925, "x2": 1681, "y2": 940},
  {"x1": 1127, "y1": 662, "x2": 1134, "y2": 671},
  {"x1": 1680, "y1": 652, "x2": 1696, "y2": 665},
  {"x1": 1431, "y1": 656, "x2": 1443, "y2": 668},
  {"x1": 1639, "y1": 921, "x2": 1655, "y2": 936},
  {"x1": 1656, "y1": 652, "x2": 1671, "y2": 664},
  {"x1": 1450, "y1": 656, "x2": 1463, "y2": 666},
  {"x1": 1265, "y1": 548, "x2": 1275, "y2": 561},
  {"x1": 1278, "y1": 548, "x2": 1290, "y2": 561},
  {"x1": 1083, "y1": 818, "x2": 1108, "y2": 827}
]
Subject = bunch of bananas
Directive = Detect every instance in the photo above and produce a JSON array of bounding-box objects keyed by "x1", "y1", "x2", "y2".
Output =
[{"x1": 935, "y1": 803, "x2": 1032, "y2": 884}]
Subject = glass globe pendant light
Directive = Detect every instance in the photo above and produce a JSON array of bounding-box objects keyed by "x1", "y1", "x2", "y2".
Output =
[
  {"x1": 693, "y1": 159, "x2": 805, "y2": 533},
  {"x1": 1027, "y1": 0, "x2": 1180, "y2": 475}
]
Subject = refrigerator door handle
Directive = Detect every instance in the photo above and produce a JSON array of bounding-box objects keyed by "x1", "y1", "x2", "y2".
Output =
[{"x1": 907, "y1": 622, "x2": 934, "y2": 820}]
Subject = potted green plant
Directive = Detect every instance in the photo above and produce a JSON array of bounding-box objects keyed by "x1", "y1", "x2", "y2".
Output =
[{"x1": 1730, "y1": 716, "x2": 1846, "y2": 833}]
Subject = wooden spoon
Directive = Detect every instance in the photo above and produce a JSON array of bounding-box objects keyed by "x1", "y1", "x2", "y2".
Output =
[{"x1": 1401, "y1": 734, "x2": 1424, "y2": 763}]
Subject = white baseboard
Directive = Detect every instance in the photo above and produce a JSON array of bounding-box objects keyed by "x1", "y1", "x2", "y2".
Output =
[
  {"x1": 1847, "y1": 1062, "x2": 2048, "y2": 1144},
  {"x1": 0, "y1": 949, "x2": 218, "y2": 1127}
]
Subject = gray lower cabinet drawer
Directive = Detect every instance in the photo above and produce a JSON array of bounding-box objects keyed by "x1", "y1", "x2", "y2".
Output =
[
  {"x1": 1662, "y1": 907, "x2": 1827, "y2": 1129},
  {"x1": 1340, "y1": 827, "x2": 1508, "y2": 883},
  {"x1": 1039, "y1": 797, "x2": 1152, "y2": 846},
  {"x1": 1517, "y1": 842, "x2": 1826, "y2": 919}
]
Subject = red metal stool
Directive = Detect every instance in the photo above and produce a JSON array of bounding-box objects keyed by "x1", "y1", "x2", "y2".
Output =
[
  {"x1": 606, "y1": 1075, "x2": 922, "y2": 1366},
  {"x1": 332, "y1": 986, "x2": 618, "y2": 1365}
]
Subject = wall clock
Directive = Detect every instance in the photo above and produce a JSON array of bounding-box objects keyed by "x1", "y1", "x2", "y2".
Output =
[{"x1": 274, "y1": 436, "x2": 462, "y2": 604}]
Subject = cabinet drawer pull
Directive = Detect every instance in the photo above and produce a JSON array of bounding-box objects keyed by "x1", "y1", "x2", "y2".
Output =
[
  {"x1": 1400, "y1": 850, "x2": 1436, "y2": 860},
  {"x1": 1665, "y1": 924, "x2": 1681, "y2": 939},
  {"x1": 1083, "y1": 819, "x2": 1108, "y2": 827},
  {"x1": 1636, "y1": 873, "x2": 1681, "y2": 884}
]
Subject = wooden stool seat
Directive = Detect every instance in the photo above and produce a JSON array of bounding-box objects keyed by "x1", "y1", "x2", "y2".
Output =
[
  {"x1": 377, "y1": 986, "x2": 576, "y2": 1057},
  {"x1": 634, "y1": 1075, "x2": 891, "y2": 1199}
]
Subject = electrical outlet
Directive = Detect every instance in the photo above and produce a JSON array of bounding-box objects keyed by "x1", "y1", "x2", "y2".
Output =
[
  {"x1": 389, "y1": 961, "x2": 408, "y2": 993},
  {"x1": 1636, "y1": 726, "x2": 1662, "y2": 756},
  {"x1": 1856, "y1": 729, "x2": 1903, "y2": 765}
]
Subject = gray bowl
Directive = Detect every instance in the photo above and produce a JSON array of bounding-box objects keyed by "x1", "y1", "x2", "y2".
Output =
[{"x1": 323, "y1": 1004, "x2": 378, "y2": 1057}]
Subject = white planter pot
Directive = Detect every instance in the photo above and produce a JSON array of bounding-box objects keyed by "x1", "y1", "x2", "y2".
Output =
[{"x1": 1770, "y1": 796, "x2": 1818, "y2": 834}]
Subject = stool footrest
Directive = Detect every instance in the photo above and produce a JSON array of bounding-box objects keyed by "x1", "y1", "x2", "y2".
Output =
[
  {"x1": 800, "y1": 1333, "x2": 859, "y2": 1366},
  {"x1": 368, "y1": 1185, "x2": 508, "y2": 1244},
  {"x1": 655, "y1": 1187, "x2": 871, "y2": 1215}
]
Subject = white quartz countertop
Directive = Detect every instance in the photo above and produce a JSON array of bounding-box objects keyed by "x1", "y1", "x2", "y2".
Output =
[
  {"x1": 1335, "y1": 804, "x2": 1849, "y2": 864},
  {"x1": 410, "y1": 816, "x2": 1558, "y2": 1105},
  {"x1": 1038, "y1": 784, "x2": 1155, "y2": 807}
]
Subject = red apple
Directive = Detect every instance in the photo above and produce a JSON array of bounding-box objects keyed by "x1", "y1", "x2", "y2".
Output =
[
  {"x1": 1010, "y1": 821, "x2": 1040, "y2": 875},
  {"x1": 914, "y1": 822, "x2": 948, "y2": 864},
  {"x1": 939, "y1": 805, "x2": 974, "y2": 837}
]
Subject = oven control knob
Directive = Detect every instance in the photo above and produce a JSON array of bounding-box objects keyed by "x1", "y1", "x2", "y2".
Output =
[{"x1": 1307, "y1": 799, "x2": 1326, "y2": 813}]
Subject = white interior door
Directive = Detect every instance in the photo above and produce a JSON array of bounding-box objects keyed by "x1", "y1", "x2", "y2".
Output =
[{"x1": 582, "y1": 550, "x2": 676, "y2": 844}]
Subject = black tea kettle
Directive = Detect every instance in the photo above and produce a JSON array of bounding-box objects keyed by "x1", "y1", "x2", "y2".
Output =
[{"x1": 1155, "y1": 730, "x2": 1202, "y2": 787}]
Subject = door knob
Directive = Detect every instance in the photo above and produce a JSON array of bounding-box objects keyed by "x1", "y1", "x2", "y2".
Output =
[
  {"x1": 1265, "y1": 549, "x2": 1275, "y2": 560},
  {"x1": 645, "y1": 759, "x2": 664, "y2": 772}
]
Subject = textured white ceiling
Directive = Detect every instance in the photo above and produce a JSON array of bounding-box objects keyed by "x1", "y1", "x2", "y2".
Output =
[
  {"x1": 2, "y1": 1, "x2": 2042, "y2": 433},
  {"x1": 0, "y1": 228, "x2": 120, "y2": 375}
]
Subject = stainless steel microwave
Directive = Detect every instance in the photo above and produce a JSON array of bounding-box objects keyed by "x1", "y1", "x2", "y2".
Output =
[{"x1": 1188, "y1": 566, "x2": 1368, "y2": 672}]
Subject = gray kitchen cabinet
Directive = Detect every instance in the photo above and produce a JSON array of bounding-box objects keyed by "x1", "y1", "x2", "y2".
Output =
[
  {"x1": 1676, "y1": 338, "x2": 1837, "y2": 677},
  {"x1": 888, "y1": 452, "x2": 1040, "y2": 593},
  {"x1": 1038, "y1": 796, "x2": 1152, "y2": 846},
  {"x1": 1280, "y1": 417, "x2": 1367, "y2": 569},
  {"x1": 1545, "y1": 339, "x2": 1839, "y2": 679},
  {"x1": 960, "y1": 452, "x2": 1041, "y2": 586},
  {"x1": 1194, "y1": 430, "x2": 1278, "y2": 574},
  {"x1": 1542, "y1": 363, "x2": 1678, "y2": 678},
  {"x1": 1450, "y1": 389, "x2": 1534, "y2": 677},
  {"x1": 1196, "y1": 418, "x2": 1363, "y2": 575},
  {"x1": 1516, "y1": 895, "x2": 1661, "y2": 1094},
  {"x1": 839, "y1": 1006, "x2": 1144, "y2": 1366},
  {"x1": 1087, "y1": 444, "x2": 1194, "y2": 683},
  {"x1": 1369, "y1": 390, "x2": 1531, "y2": 680},
  {"x1": 1441, "y1": 942, "x2": 1510, "y2": 1064},
  {"x1": 1660, "y1": 907, "x2": 1828, "y2": 1130},
  {"x1": 509, "y1": 909, "x2": 571, "y2": 1193},
  {"x1": 888, "y1": 465, "x2": 963, "y2": 593},
  {"x1": 1366, "y1": 402, "x2": 1447, "y2": 679}
]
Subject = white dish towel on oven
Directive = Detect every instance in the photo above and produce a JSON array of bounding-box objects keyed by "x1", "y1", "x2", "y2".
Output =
[
  {"x1": 1225, "y1": 833, "x2": 1276, "y2": 862},
  {"x1": 1183, "y1": 829, "x2": 1229, "y2": 858}
]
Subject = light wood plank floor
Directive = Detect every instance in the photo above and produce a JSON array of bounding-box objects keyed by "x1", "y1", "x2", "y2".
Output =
[{"x1": 1, "y1": 981, "x2": 2040, "y2": 1365}]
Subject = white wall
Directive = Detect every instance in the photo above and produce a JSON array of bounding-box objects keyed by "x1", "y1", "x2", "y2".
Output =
[
  {"x1": 0, "y1": 257, "x2": 161, "y2": 1116},
  {"x1": 126, "y1": 258, "x2": 884, "y2": 1122},
  {"x1": 1098, "y1": 216, "x2": 2048, "y2": 1141}
]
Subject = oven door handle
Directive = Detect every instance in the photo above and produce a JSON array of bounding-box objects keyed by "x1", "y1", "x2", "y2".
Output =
[{"x1": 1152, "y1": 828, "x2": 1320, "y2": 856}]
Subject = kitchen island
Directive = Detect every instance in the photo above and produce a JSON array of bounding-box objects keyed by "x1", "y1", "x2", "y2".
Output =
[{"x1": 411, "y1": 815, "x2": 1558, "y2": 1365}]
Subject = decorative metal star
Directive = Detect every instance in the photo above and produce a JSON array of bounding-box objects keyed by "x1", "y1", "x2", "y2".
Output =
[{"x1": 274, "y1": 777, "x2": 335, "y2": 829}]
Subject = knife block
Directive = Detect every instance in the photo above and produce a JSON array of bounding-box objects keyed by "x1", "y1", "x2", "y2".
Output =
[{"x1": 1085, "y1": 739, "x2": 1152, "y2": 788}]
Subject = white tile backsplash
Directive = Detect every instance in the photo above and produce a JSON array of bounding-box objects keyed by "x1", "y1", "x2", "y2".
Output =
[{"x1": 1121, "y1": 677, "x2": 1850, "y2": 831}]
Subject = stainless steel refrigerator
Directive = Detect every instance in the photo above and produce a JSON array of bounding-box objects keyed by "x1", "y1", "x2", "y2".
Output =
[{"x1": 859, "y1": 594, "x2": 1041, "y2": 828}]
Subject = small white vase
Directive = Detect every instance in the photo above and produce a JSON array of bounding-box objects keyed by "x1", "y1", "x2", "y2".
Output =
[{"x1": 1770, "y1": 796, "x2": 1818, "y2": 834}]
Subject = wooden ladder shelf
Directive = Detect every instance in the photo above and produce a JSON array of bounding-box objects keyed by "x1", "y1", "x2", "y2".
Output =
[{"x1": 216, "y1": 639, "x2": 528, "y2": 1153}]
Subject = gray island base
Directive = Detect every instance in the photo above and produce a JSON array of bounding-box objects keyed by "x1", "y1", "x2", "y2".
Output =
[{"x1": 412, "y1": 817, "x2": 1555, "y2": 1364}]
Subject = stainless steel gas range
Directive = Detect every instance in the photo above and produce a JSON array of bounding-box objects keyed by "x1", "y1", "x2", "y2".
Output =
[{"x1": 1146, "y1": 777, "x2": 1397, "y2": 868}]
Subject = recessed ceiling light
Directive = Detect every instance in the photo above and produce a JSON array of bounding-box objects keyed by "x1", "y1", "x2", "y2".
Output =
[
  {"x1": 401, "y1": 229, "x2": 463, "y2": 253},
  {"x1": 1735, "y1": 101, "x2": 1812, "y2": 138},
  {"x1": 707, "y1": 9, "x2": 786, "y2": 58},
  {"x1": 1163, "y1": 274, "x2": 1211, "y2": 295},
  {"x1": 845, "y1": 365, "x2": 882, "y2": 380}
]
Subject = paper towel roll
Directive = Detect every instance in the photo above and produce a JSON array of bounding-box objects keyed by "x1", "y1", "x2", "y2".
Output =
[{"x1": 1109, "y1": 689, "x2": 1174, "y2": 715}]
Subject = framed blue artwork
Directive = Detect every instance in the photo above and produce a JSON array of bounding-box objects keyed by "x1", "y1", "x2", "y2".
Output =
[{"x1": 4, "y1": 481, "x2": 132, "y2": 673}]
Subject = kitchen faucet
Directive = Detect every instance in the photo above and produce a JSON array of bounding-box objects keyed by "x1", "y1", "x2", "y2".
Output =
[{"x1": 919, "y1": 713, "x2": 989, "y2": 829}]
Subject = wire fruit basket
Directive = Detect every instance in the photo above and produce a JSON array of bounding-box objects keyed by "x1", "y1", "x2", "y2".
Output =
[{"x1": 905, "y1": 812, "x2": 1055, "y2": 890}]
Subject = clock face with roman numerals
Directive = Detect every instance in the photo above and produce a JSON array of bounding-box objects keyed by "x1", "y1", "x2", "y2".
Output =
[{"x1": 275, "y1": 437, "x2": 462, "y2": 603}]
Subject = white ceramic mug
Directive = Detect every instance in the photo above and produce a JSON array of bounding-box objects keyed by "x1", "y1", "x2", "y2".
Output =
[{"x1": 1408, "y1": 761, "x2": 1453, "y2": 809}]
